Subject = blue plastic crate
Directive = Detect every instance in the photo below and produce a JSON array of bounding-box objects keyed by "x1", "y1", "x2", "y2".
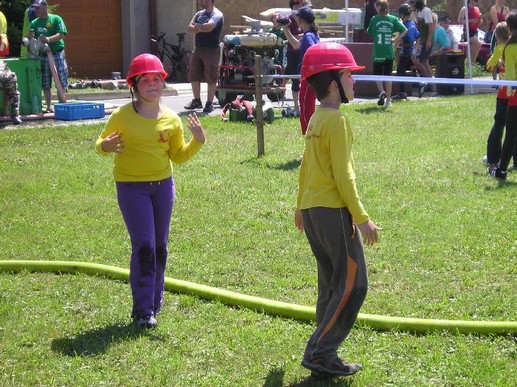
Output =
[{"x1": 54, "y1": 102, "x2": 105, "y2": 121}]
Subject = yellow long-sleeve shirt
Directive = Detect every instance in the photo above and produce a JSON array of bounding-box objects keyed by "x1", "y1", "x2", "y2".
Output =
[
  {"x1": 297, "y1": 108, "x2": 369, "y2": 224},
  {"x1": 96, "y1": 103, "x2": 203, "y2": 182},
  {"x1": 504, "y1": 43, "x2": 517, "y2": 103},
  {"x1": 486, "y1": 42, "x2": 504, "y2": 72},
  {"x1": 0, "y1": 11, "x2": 8, "y2": 54}
]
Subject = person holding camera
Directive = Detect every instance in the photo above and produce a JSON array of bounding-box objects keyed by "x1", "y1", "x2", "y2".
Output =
[
  {"x1": 282, "y1": 5, "x2": 319, "y2": 135},
  {"x1": 277, "y1": 0, "x2": 309, "y2": 118}
]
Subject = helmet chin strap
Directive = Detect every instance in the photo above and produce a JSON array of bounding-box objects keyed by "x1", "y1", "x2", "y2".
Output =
[
  {"x1": 130, "y1": 86, "x2": 137, "y2": 112},
  {"x1": 331, "y1": 71, "x2": 349, "y2": 104}
]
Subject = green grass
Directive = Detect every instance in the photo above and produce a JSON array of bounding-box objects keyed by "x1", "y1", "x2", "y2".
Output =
[
  {"x1": 1, "y1": 94, "x2": 516, "y2": 386},
  {"x1": 466, "y1": 61, "x2": 488, "y2": 78}
]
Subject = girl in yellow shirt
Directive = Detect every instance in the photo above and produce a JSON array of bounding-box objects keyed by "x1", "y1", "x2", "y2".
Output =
[
  {"x1": 96, "y1": 54, "x2": 206, "y2": 328},
  {"x1": 491, "y1": 12, "x2": 517, "y2": 179}
]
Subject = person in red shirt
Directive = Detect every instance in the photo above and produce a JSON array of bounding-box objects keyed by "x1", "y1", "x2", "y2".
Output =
[{"x1": 458, "y1": 0, "x2": 483, "y2": 63}]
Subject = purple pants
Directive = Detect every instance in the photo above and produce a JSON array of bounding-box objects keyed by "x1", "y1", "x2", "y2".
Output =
[{"x1": 116, "y1": 177, "x2": 174, "y2": 318}]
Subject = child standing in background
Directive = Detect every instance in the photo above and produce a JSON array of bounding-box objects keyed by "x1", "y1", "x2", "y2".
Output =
[
  {"x1": 0, "y1": 60, "x2": 22, "y2": 124},
  {"x1": 295, "y1": 42, "x2": 380, "y2": 378},
  {"x1": 491, "y1": 12, "x2": 517, "y2": 180},
  {"x1": 96, "y1": 54, "x2": 206, "y2": 328},
  {"x1": 487, "y1": 21, "x2": 509, "y2": 81},
  {"x1": 367, "y1": 0, "x2": 407, "y2": 107},
  {"x1": 393, "y1": 3, "x2": 419, "y2": 100},
  {"x1": 485, "y1": 22, "x2": 517, "y2": 172}
]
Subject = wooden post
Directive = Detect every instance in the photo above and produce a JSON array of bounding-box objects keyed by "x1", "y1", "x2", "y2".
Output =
[{"x1": 254, "y1": 55, "x2": 265, "y2": 157}]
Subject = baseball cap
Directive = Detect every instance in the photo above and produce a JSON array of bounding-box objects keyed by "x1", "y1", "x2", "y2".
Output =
[
  {"x1": 293, "y1": 6, "x2": 315, "y2": 23},
  {"x1": 439, "y1": 15, "x2": 451, "y2": 23},
  {"x1": 33, "y1": 0, "x2": 48, "y2": 7}
]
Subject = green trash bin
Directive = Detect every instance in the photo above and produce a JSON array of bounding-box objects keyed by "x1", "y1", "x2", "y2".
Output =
[{"x1": 0, "y1": 58, "x2": 42, "y2": 115}]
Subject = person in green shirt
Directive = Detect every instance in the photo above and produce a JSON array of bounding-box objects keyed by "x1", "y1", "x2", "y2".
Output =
[
  {"x1": 367, "y1": 0, "x2": 406, "y2": 107},
  {"x1": 27, "y1": 0, "x2": 68, "y2": 112}
]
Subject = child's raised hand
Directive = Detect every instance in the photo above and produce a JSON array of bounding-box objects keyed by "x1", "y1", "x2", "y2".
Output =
[
  {"x1": 187, "y1": 112, "x2": 206, "y2": 144},
  {"x1": 101, "y1": 131, "x2": 124, "y2": 154}
]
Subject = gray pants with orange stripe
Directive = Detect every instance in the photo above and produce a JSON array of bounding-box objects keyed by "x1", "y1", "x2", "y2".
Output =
[{"x1": 301, "y1": 207, "x2": 368, "y2": 362}]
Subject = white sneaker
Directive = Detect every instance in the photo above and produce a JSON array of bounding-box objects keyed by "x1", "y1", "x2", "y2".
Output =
[
  {"x1": 385, "y1": 99, "x2": 392, "y2": 107},
  {"x1": 133, "y1": 315, "x2": 158, "y2": 329}
]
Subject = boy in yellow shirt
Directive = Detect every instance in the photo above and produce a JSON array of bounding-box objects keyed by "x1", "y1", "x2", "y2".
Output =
[{"x1": 295, "y1": 42, "x2": 380, "y2": 378}]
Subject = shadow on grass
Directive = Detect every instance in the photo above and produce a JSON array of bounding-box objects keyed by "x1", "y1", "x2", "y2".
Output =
[
  {"x1": 288, "y1": 376, "x2": 353, "y2": 387},
  {"x1": 242, "y1": 157, "x2": 301, "y2": 171},
  {"x1": 176, "y1": 110, "x2": 216, "y2": 117},
  {"x1": 484, "y1": 180, "x2": 517, "y2": 190},
  {"x1": 472, "y1": 170, "x2": 517, "y2": 189},
  {"x1": 263, "y1": 367, "x2": 353, "y2": 387},
  {"x1": 268, "y1": 158, "x2": 301, "y2": 171},
  {"x1": 354, "y1": 106, "x2": 392, "y2": 114},
  {"x1": 51, "y1": 321, "x2": 159, "y2": 357},
  {"x1": 264, "y1": 367, "x2": 285, "y2": 386}
]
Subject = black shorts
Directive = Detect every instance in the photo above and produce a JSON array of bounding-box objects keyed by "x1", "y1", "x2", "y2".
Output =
[
  {"x1": 285, "y1": 50, "x2": 300, "y2": 92},
  {"x1": 416, "y1": 43, "x2": 432, "y2": 61},
  {"x1": 373, "y1": 59, "x2": 393, "y2": 76}
]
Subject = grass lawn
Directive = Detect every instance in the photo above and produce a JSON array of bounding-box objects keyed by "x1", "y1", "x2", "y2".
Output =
[{"x1": 0, "y1": 94, "x2": 516, "y2": 386}]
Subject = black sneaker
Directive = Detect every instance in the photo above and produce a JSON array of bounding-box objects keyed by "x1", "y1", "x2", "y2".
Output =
[
  {"x1": 418, "y1": 83, "x2": 427, "y2": 98},
  {"x1": 392, "y1": 92, "x2": 407, "y2": 100},
  {"x1": 11, "y1": 115, "x2": 22, "y2": 125},
  {"x1": 203, "y1": 101, "x2": 214, "y2": 113},
  {"x1": 184, "y1": 98, "x2": 202, "y2": 110},
  {"x1": 302, "y1": 357, "x2": 363, "y2": 377},
  {"x1": 487, "y1": 166, "x2": 507, "y2": 180},
  {"x1": 377, "y1": 91, "x2": 387, "y2": 106}
]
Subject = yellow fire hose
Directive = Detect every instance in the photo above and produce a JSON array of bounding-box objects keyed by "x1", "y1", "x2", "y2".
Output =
[{"x1": 1, "y1": 260, "x2": 516, "y2": 335}]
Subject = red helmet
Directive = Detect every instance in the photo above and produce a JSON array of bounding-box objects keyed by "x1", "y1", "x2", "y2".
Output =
[
  {"x1": 301, "y1": 42, "x2": 365, "y2": 81},
  {"x1": 126, "y1": 53, "x2": 168, "y2": 87}
]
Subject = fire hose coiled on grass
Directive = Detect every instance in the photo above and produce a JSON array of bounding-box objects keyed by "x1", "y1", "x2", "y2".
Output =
[{"x1": 1, "y1": 260, "x2": 516, "y2": 335}]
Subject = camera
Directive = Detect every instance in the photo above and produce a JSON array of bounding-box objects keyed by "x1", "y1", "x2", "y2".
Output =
[{"x1": 276, "y1": 17, "x2": 290, "y2": 25}]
